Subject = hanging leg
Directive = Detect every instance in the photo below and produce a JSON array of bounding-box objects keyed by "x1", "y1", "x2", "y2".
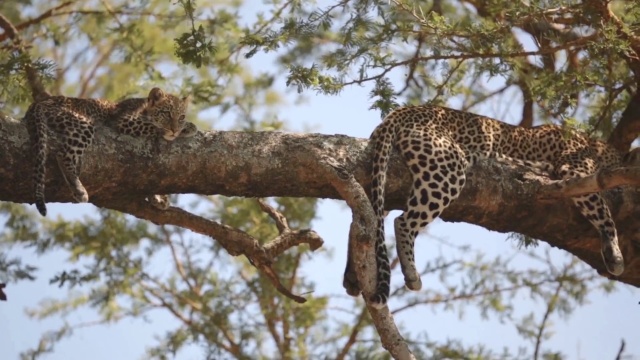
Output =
[
  {"x1": 55, "y1": 118, "x2": 94, "y2": 203},
  {"x1": 555, "y1": 155, "x2": 624, "y2": 275},
  {"x1": 572, "y1": 193, "x2": 624, "y2": 275},
  {"x1": 395, "y1": 137, "x2": 468, "y2": 291}
]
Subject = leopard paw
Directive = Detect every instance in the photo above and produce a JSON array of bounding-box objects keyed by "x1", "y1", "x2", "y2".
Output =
[
  {"x1": 72, "y1": 186, "x2": 89, "y2": 203},
  {"x1": 178, "y1": 122, "x2": 198, "y2": 138}
]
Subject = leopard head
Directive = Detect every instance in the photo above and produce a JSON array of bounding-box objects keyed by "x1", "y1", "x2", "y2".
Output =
[{"x1": 144, "y1": 87, "x2": 191, "y2": 141}]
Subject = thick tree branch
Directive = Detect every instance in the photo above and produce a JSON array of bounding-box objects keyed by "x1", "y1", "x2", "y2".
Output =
[
  {"x1": 2, "y1": 116, "x2": 640, "y2": 289},
  {"x1": 608, "y1": 90, "x2": 640, "y2": 152}
]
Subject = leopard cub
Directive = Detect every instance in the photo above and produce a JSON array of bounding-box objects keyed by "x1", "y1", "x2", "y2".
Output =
[
  {"x1": 24, "y1": 87, "x2": 196, "y2": 216},
  {"x1": 111, "y1": 87, "x2": 197, "y2": 141}
]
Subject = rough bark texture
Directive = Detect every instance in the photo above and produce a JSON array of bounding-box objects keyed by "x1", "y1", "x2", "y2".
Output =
[
  {"x1": 608, "y1": 90, "x2": 640, "y2": 152},
  {"x1": 2, "y1": 116, "x2": 640, "y2": 288}
]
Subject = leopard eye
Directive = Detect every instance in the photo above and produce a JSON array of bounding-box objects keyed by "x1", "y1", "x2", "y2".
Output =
[{"x1": 178, "y1": 114, "x2": 186, "y2": 122}]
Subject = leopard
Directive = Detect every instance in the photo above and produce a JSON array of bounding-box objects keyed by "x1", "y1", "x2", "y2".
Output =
[
  {"x1": 24, "y1": 87, "x2": 197, "y2": 216},
  {"x1": 346, "y1": 104, "x2": 635, "y2": 309}
]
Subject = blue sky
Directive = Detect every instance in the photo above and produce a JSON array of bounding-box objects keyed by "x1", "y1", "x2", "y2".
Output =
[{"x1": 2, "y1": 1, "x2": 640, "y2": 359}]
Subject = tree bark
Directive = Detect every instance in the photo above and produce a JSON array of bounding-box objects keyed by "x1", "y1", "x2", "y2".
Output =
[
  {"x1": 2, "y1": 116, "x2": 640, "y2": 288},
  {"x1": 608, "y1": 90, "x2": 640, "y2": 152}
]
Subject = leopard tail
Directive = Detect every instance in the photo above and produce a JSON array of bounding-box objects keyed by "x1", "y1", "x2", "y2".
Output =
[
  {"x1": 25, "y1": 106, "x2": 49, "y2": 216},
  {"x1": 368, "y1": 118, "x2": 397, "y2": 308}
]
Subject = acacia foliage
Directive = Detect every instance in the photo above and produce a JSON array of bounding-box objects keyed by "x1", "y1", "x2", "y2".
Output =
[{"x1": 1, "y1": 0, "x2": 639, "y2": 359}]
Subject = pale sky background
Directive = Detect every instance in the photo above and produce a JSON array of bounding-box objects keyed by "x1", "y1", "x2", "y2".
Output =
[{"x1": 2, "y1": 1, "x2": 640, "y2": 359}]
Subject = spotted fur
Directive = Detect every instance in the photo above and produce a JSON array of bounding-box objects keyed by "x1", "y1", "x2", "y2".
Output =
[
  {"x1": 111, "y1": 88, "x2": 196, "y2": 141},
  {"x1": 24, "y1": 87, "x2": 197, "y2": 216},
  {"x1": 350, "y1": 105, "x2": 628, "y2": 308}
]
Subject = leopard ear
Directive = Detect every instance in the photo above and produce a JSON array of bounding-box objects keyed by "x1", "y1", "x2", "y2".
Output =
[
  {"x1": 148, "y1": 88, "x2": 166, "y2": 105},
  {"x1": 181, "y1": 94, "x2": 191, "y2": 105}
]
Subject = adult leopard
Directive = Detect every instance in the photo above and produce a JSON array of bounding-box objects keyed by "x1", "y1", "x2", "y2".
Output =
[
  {"x1": 355, "y1": 104, "x2": 632, "y2": 308},
  {"x1": 24, "y1": 87, "x2": 197, "y2": 216}
]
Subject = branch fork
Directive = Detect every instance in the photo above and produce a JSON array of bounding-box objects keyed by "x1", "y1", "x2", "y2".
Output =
[{"x1": 95, "y1": 196, "x2": 323, "y2": 303}]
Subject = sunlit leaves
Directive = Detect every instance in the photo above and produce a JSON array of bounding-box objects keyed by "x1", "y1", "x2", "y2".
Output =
[
  {"x1": 173, "y1": 0, "x2": 217, "y2": 68},
  {"x1": 0, "y1": 52, "x2": 56, "y2": 108},
  {"x1": 369, "y1": 77, "x2": 398, "y2": 116},
  {"x1": 174, "y1": 23, "x2": 217, "y2": 68},
  {"x1": 286, "y1": 64, "x2": 343, "y2": 94}
]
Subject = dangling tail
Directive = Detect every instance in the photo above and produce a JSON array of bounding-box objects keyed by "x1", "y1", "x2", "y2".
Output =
[
  {"x1": 368, "y1": 120, "x2": 396, "y2": 308},
  {"x1": 25, "y1": 106, "x2": 49, "y2": 216}
]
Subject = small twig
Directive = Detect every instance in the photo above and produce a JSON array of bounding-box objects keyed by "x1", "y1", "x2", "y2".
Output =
[
  {"x1": 255, "y1": 198, "x2": 324, "y2": 302},
  {"x1": 461, "y1": 83, "x2": 511, "y2": 111},
  {"x1": 395, "y1": 32, "x2": 426, "y2": 95},
  {"x1": 78, "y1": 43, "x2": 116, "y2": 97},
  {"x1": 162, "y1": 228, "x2": 198, "y2": 296},
  {"x1": 391, "y1": 272, "x2": 580, "y2": 314},
  {"x1": 431, "y1": 59, "x2": 465, "y2": 104},
  {"x1": 238, "y1": 270, "x2": 284, "y2": 351},
  {"x1": 257, "y1": 264, "x2": 307, "y2": 303},
  {"x1": 257, "y1": 198, "x2": 289, "y2": 233},
  {"x1": 140, "y1": 281, "x2": 242, "y2": 355},
  {"x1": 614, "y1": 339, "x2": 626, "y2": 360},
  {"x1": 0, "y1": 283, "x2": 6, "y2": 301},
  {"x1": 141, "y1": 275, "x2": 203, "y2": 312},
  {"x1": 98, "y1": 0, "x2": 125, "y2": 28},
  {"x1": 336, "y1": 306, "x2": 370, "y2": 360},
  {"x1": 533, "y1": 273, "x2": 565, "y2": 360}
]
